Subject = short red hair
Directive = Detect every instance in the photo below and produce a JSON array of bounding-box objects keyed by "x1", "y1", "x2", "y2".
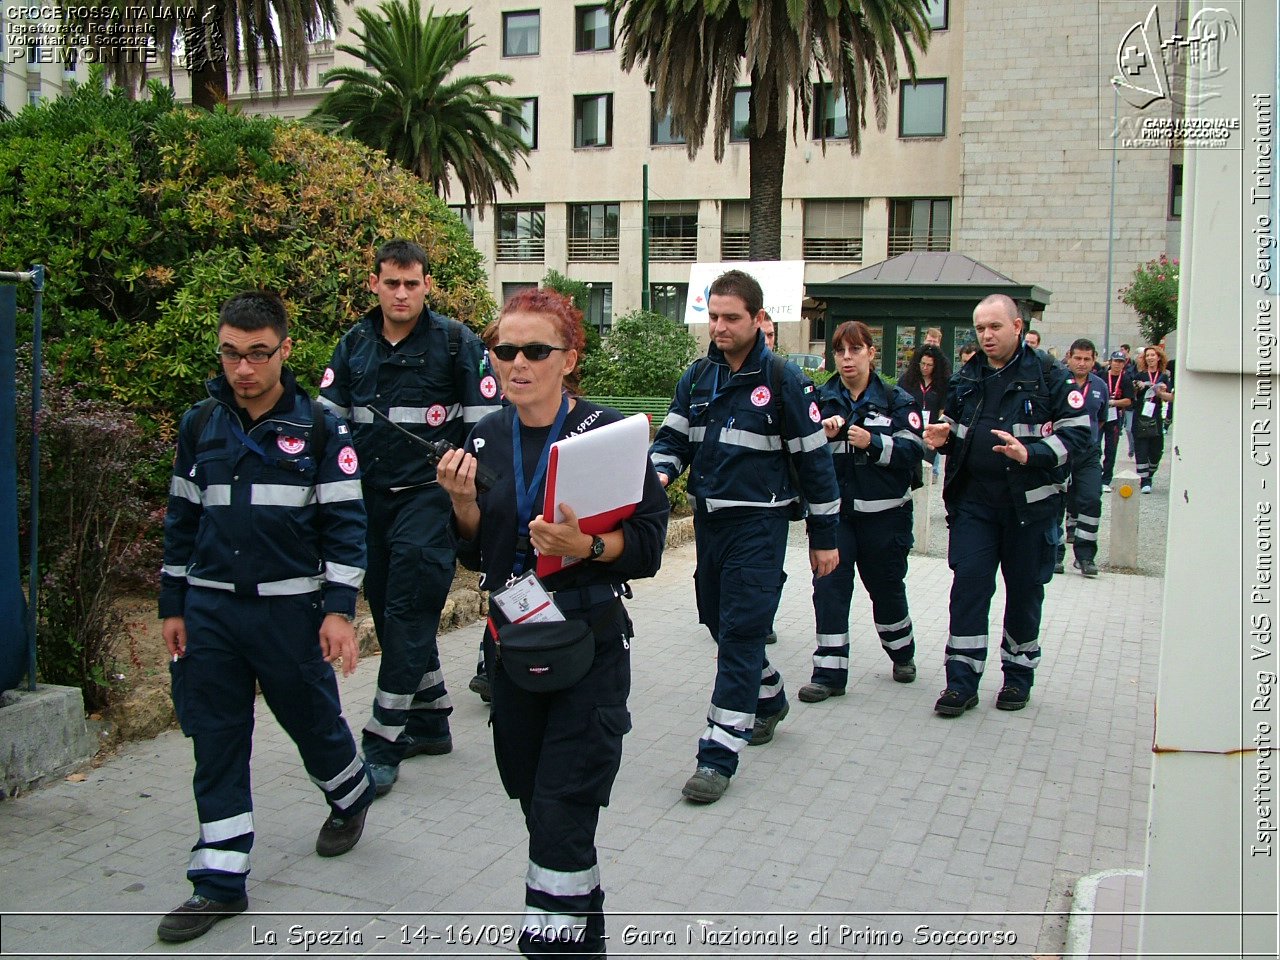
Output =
[{"x1": 493, "y1": 287, "x2": 588, "y2": 394}]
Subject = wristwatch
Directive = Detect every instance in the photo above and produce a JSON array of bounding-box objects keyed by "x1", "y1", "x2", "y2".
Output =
[
  {"x1": 330, "y1": 612, "x2": 356, "y2": 623},
  {"x1": 588, "y1": 535, "x2": 606, "y2": 560}
]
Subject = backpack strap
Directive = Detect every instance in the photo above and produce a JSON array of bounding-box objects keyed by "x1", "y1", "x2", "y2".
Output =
[
  {"x1": 309, "y1": 397, "x2": 328, "y2": 466},
  {"x1": 187, "y1": 396, "x2": 217, "y2": 448}
]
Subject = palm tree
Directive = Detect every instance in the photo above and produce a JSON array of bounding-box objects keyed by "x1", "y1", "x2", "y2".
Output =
[
  {"x1": 310, "y1": 0, "x2": 529, "y2": 212},
  {"x1": 61, "y1": 0, "x2": 339, "y2": 111},
  {"x1": 611, "y1": 0, "x2": 931, "y2": 260}
]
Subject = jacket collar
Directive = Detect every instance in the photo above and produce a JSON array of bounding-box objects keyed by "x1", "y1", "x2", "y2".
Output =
[
  {"x1": 206, "y1": 368, "x2": 307, "y2": 426},
  {"x1": 360, "y1": 306, "x2": 436, "y2": 352},
  {"x1": 706, "y1": 330, "x2": 768, "y2": 378}
]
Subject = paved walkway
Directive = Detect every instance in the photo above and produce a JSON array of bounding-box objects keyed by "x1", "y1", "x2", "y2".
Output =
[{"x1": 0, "y1": 512, "x2": 1165, "y2": 958}]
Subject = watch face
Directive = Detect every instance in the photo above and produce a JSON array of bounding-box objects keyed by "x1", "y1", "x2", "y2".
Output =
[{"x1": 591, "y1": 536, "x2": 605, "y2": 559}]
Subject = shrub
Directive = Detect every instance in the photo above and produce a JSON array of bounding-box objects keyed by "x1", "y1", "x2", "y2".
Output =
[
  {"x1": 1118, "y1": 254, "x2": 1179, "y2": 345},
  {"x1": 582, "y1": 309, "x2": 698, "y2": 397}
]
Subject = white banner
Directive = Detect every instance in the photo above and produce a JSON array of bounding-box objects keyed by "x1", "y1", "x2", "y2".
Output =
[{"x1": 683, "y1": 261, "x2": 806, "y2": 325}]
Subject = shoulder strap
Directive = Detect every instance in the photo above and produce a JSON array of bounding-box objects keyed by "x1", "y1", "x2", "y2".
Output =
[
  {"x1": 769, "y1": 354, "x2": 788, "y2": 428},
  {"x1": 310, "y1": 397, "x2": 328, "y2": 466},
  {"x1": 188, "y1": 397, "x2": 217, "y2": 447}
]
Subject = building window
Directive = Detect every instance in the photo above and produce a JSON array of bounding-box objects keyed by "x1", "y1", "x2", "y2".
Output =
[
  {"x1": 567, "y1": 203, "x2": 619, "y2": 261},
  {"x1": 1169, "y1": 163, "x2": 1183, "y2": 218},
  {"x1": 449, "y1": 205, "x2": 474, "y2": 238},
  {"x1": 503, "y1": 97, "x2": 538, "y2": 149},
  {"x1": 574, "y1": 93, "x2": 612, "y2": 148},
  {"x1": 502, "y1": 10, "x2": 540, "y2": 57},
  {"x1": 812, "y1": 83, "x2": 849, "y2": 139},
  {"x1": 730, "y1": 87, "x2": 751, "y2": 142},
  {"x1": 720, "y1": 201, "x2": 750, "y2": 260},
  {"x1": 900, "y1": 78, "x2": 946, "y2": 137},
  {"x1": 27, "y1": 42, "x2": 40, "y2": 70},
  {"x1": 575, "y1": 5, "x2": 611, "y2": 52},
  {"x1": 650, "y1": 283, "x2": 689, "y2": 322},
  {"x1": 923, "y1": 0, "x2": 947, "y2": 30},
  {"x1": 803, "y1": 199, "x2": 864, "y2": 261},
  {"x1": 496, "y1": 205, "x2": 546, "y2": 262},
  {"x1": 502, "y1": 281, "x2": 537, "y2": 302},
  {"x1": 27, "y1": 89, "x2": 40, "y2": 107},
  {"x1": 585, "y1": 283, "x2": 613, "y2": 333},
  {"x1": 649, "y1": 202, "x2": 698, "y2": 261},
  {"x1": 62, "y1": 47, "x2": 77, "y2": 78},
  {"x1": 888, "y1": 198, "x2": 952, "y2": 255},
  {"x1": 650, "y1": 94, "x2": 684, "y2": 145}
]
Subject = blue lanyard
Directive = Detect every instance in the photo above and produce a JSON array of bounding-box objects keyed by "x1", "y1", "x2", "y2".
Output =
[
  {"x1": 511, "y1": 393, "x2": 570, "y2": 575},
  {"x1": 226, "y1": 412, "x2": 311, "y2": 473}
]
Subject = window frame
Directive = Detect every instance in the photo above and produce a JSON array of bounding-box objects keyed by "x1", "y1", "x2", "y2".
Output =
[
  {"x1": 502, "y1": 96, "x2": 538, "y2": 150},
  {"x1": 888, "y1": 197, "x2": 953, "y2": 255},
  {"x1": 574, "y1": 4, "x2": 612, "y2": 53},
  {"x1": 1169, "y1": 163, "x2": 1183, "y2": 219},
  {"x1": 812, "y1": 82, "x2": 850, "y2": 140},
  {"x1": 502, "y1": 9, "x2": 540, "y2": 58},
  {"x1": 567, "y1": 202, "x2": 620, "y2": 261},
  {"x1": 650, "y1": 93, "x2": 685, "y2": 146},
  {"x1": 729, "y1": 87, "x2": 751, "y2": 142},
  {"x1": 574, "y1": 92, "x2": 613, "y2": 149},
  {"x1": 495, "y1": 204, "x2": 547, "y2": 262},
  {"x1": 899, "y1": 78, "x2": 947, "y2": 138},
  {"x1": 923, "y1": 0, "x2": 948, "y2": 31}
]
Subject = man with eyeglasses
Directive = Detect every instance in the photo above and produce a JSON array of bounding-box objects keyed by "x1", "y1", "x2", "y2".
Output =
[
  {"x1": 157, "y1": 291, "x2": 374, "y2": 943},
  {"x1": 319, "y1": 239, "x2": 501, "y2": 797}
]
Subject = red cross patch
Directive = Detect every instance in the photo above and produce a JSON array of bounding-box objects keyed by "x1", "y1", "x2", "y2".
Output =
[
  {"x1": 277, "y1": 435, "x2": 305, "y2": 455},
  {"x1": 1066, "y1": 390, "x2": 1085, "y2": 409},
  {"x1": 480, "y1": 375, "x2": 498, "y2": 399},
  {"x1": 808, "y1": 401, "x2": 821, "y2": 423},
  {"x1": 320, "y1": 367, "x2": 334, "y2": 389},
  {"x1": 337, "y1": 446, "x2": 359, "y2": 475},
  {"x1": 426, "y1": 404, "x2": 447, "y2": 427},
  {"x1": 751, "y1": 386, "x2": 772, "y2": 407},
  {"x1": 908, "y1": 411, "x2": 922, "y2": 431},
  {"x1": 1041, "y1": 422, "x2": 1054, "y2": 437}
]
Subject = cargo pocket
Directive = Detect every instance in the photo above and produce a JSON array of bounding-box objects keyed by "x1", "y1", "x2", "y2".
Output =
[
  {"x1": 1038, "y1": 525, "x2": 1058, "y2": 585},
  {"x1": 298, "y1": 657, "x2": 343, "y2": 735},
  {"x1": 168, "y1": 658, "x2": 194, "y2": 738},
  {"x1": 577, "y1": 704, "x2": 632, "y2": 807}
]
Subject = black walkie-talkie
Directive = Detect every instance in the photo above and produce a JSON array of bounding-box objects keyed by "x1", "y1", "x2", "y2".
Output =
[{"x1": 364, "y1": 405, "x2": 497, "y2": 493}]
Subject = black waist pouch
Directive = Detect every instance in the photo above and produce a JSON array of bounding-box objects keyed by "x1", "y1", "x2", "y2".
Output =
[{"x1": 498, "y1": 619, "x2": 595, "y2": 692}]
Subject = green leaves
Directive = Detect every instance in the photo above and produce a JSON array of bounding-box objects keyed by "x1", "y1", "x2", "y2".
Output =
[{"x1": 1118, "y1": 254, "x2": 1179, "y2": 345}]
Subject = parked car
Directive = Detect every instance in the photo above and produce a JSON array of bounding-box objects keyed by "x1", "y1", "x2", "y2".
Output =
[{"x1": 788, "y1": 353, "x2": 826, "y2": 371}]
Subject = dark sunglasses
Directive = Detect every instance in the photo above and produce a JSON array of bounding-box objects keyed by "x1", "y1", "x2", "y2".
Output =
[{"x1": 491, "y1": 343, "x2": 569, "y2": 362}]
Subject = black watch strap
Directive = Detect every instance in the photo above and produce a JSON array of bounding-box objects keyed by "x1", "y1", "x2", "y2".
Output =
[{"x1": 589, "y1": 535, "x2": 606, "y2": 560}]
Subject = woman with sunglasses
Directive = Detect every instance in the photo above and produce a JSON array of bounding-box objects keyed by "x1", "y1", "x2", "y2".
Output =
[{"x1": 437, "y1": 288, "x2": 670, "y2": 959}]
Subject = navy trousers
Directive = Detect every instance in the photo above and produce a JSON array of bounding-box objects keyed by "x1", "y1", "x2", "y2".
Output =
[
  {"x1": 489, "y1": 601, "x2": 632, "y2": 958},
  {"x1": 693, "y1": 511, "x2": 789, "y2": 778},
  {"x1": 809, "y1": 507, "x2": 914, "y2": 690},
  {"x1": 1101, "y1": 419, "x2": 1122, "y2": 485},
  {"x1": 361, "y1": 485, "x2": 456, "y2": 764},
  {"x1": 944, "y1": 500, "x2": 1056, "y2": 699},
  {"x1": 1058, "y1": 445, "x2": 1103, "y2": 565},
  {"x1": 171, "y1": 589, "x2": 373, "y2": 901}
]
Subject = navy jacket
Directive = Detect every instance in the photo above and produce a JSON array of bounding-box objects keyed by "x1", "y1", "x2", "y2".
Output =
[
  {"x1": 319, "y1": 307, "x2": 502, "y2": 491},
  {"x1": 160, "y1": 370, "x2": 367, "y2": 619},
  {"x1": 818, "y1": 372, "x2": 925, "y2": 515},
  {"x1": 939, "y1": 345, "x2": 1092, "y2": 524},
  {"x1": 649, "y1": 333, "x2": 840, "y2": 550}
]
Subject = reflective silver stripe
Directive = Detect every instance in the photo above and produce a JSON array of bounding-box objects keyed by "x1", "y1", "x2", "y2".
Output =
[
  {"x1": 830, "y1": 440, "x2": 850, "y2": 455},
  {"x1": 1003, "y1": 632, "x2": 1040, "y2": 655},
  {"x1": 311, "y1": 753, "x2": 365, "y2": 793},
  {"x1": 945, "y1": 653, "x2": 986, "y2": 672},
  {"x1": 876, "y1": 435, "x2": 894, "y2": 465},
  {"x1": 882, "y1": 634, "x2": 913, "y2": 650},
  {"x1": 416, "y1": 669, "x2": 446, "y2": 691},
  {"x1": 412, "y1": 692, "x2": 452, "y2": 711},
  {"x1": 162, "y1": 564, "x2": 188, "y2": 578},
  {"x1": 1025, "y1": 483, "x2": 1062, "y2": 503},
  {"x1": 703, "y1": 496, "x2": 795, "y2": 511},
  {"x1": 947, "y1": 633, "x2": 988, "y2": 651},
  {"x1": 813, "y1": 655, "x2": 849, "y2": 670},
  {"x1": 186, "y1": 576, "x2": 234, "y2": 592},
  {"x1": 815, "y1": 632, "x2": 849, "y2": 647},
  {"x1": 316, "y1": 479, "x2": 363, "y2": 504},
  {"x1": 351, "y1": 407, "x2": 375, "y2": 423},
  {"x1": 1055, "y1": 414, "x2": 1091, "y2": 431},
  {"x1": 332, "y1": 777, "x2": 368, "y2": 811},
  {"x1": 259, "y1": 575, "x2": 324, "y2": 595},
  {"x1": 1012, "y1": 423, "x2": 1046, "y2": 438},
  {"x1": 1042, "y1": 434, "x2": 1068, "y2": 465},
  {"x1": 319, "y1": 395, "x2": 350, "y2": 419},
  {"x1": 650, "y1": 453, "x2": 683, "y2": 474},
  {"x1": 1002, "y1": 652, "x2": 1038, "y2": 668},
  {"x1": 464, "y1": 403, "x2": 504, "y2": 423},
  {"x1": 376, "y1": 688, "x2": 415, "y2": 711},
  {"x1": 943, "y1": 414, "x2": 957, "y2": 427},
  {"x1": 851, "y1": 496, "x2": 910, "y2": 513},
  {"x1": 708, "y1": 705, "x2": 754, "y2": 730},
  {"x1": 200, "y1": 812, "x2": 253, "y2": 844},
  {"x1": 388, "y1": 403, "x2": 462, "y2": 424},
  {"x1": 170, "y1": 476, "x2": 201, "y2": 504},
  {"x1": 761, "y1": 665, "x2": 779, "y2": 682},
  {"x1": 325, "y1": 561, "x2": 364, "y2": 588},
  {"x1": 702, "y1": 724, "x2": 747, "y2": 752},
  {"x1": 807, "y1": 498, "x2": 840, "y2": 516},
  {"x1": 1076, "y1": 512, "x2": 1101, "y2": 525},
  {"x1": 251, "y1": 484, "x2": 312, "y2": 507},
  {"x1": 720, "y1": 428, "x2": 781, "y2": 452},
  {"x1": 894, "y1": 430, "x2": 926, "y2": 448},
  {"x1": 363, "y1": 718, "x2": 405, "y2": 742},
  {"x1": 661, "y1": 412, "x2": 690, "y2": 434},
  {"x1": 953, "y1": 422, "x2": 969, "y2": 439},
  {"x1": 521, "y1": 909, "x2": 587, "y2": 939},
  {"x1": 875, "y1": 615, "x2": 911, "y2": 633},
  {"x1": 188, "y1": 847, "x2": 250, "y2": 874},
  {"x1": 787, "y1": 430, "x2": 828, "y2": 454},
  {"x1": 1074, "y1": 529, "x2": 1098, "y2": 542},
  {"x1": 203, "y1": 484, "x2": 232, "y2": 507},
  {"x1": 687, "y1": 425, "x2": 707, "y2": 443},
  {"x1": 526, "y1": 861, "x2": 601, "y2": 897}
]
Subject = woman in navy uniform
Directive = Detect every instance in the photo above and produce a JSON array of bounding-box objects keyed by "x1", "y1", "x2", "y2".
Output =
[
  {"x1": 1131, "y1": 345, "x2": 1174, "y2": 493},
  {"x1": 437, "y1": 288, "x2": 669, "y2": 958},
  {"x1": 800, "y1": 321, "x2": 925, "y2": 702}
]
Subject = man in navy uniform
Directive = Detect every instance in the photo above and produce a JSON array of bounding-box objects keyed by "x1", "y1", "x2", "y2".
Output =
[
  {"x1": 320, "y1": 240, "x2": 501, "y2": 796},
  {"x1": 650, "y1": 269, "x2": 840, "y2": 804},
  {"x1": 923, "y1": 294, "x2": 1090, "y2": 715},
  {"x1": 1056, "y1": 339, "x2": 1108, "y2": 578},
  {"x1": 159, "y1": 292, "x2": 373, "y2": 943}
]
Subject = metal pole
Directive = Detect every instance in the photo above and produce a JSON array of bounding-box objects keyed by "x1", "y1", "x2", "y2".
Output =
[
  {"x1": 27, "y1": 263, "x2": 43, "y2": 691},
  {"x1": 641, "y1": 164, "x2": 650, "y2": 311},
  {"x1": 1103, "y1": 83, "x2": 1118, "y2": 353}
]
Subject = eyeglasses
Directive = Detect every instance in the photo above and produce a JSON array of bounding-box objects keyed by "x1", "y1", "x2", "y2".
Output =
[
  {"x1": 217, "y1": 341, "x2": 285, "y2": 365},
  {"x1": 491, "y1": 343, "x2": 568, "y2": 362}
]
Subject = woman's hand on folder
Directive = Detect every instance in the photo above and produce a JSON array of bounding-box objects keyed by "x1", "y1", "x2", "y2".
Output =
[{"x1": 529, "y1": 503, "x2": 594, "y2": 560}]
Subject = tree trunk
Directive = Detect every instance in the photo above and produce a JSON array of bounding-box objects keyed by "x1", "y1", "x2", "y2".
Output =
[
  {"x1": 748, "y1": 80, "x2": 787, "y2": 261},
  {"x1": 185, "y1": 17, "x2": 229, "y2": 111}
]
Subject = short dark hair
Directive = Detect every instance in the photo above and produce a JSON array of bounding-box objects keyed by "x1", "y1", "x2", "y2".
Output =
[
  {"x1": 1120, "y1": 343, "x2": 1131, "y2": 351},
  {"x1": 1068, "y1": 337, "x2": 1097, "y2": 357},
  {"x1": 708, "y1": 269, "x2": 764, "y2": 317},
  {"x1": 374, "y1": 238, "x2": 429, "y2": 276},
  {"x1": 831, "y1": 320, "x2": 875, "y2": 353},
  {"x1": 219, "y1": 291, "x2": 288, "y2": 340}
]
